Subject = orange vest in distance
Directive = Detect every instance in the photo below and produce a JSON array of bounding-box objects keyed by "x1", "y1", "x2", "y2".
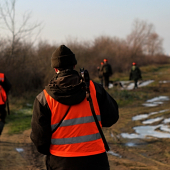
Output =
[{"x1": 0, "y1": 73, "x2": 7, "y2": 105}]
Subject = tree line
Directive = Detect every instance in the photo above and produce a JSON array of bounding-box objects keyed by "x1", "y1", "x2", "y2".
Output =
[{"x1": 0, "y1": 0, "x2": 169, "y2": 95}]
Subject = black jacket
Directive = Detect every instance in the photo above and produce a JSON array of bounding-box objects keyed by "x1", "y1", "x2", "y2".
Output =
[
  {"x1": 30, "y1": 69, "x2": 119, "y2": 170},
  {"x1": 98, "y1": 65, "x2": 104, "y2": 78},
  {"x1": 129, "y1": 66, "x2": 142, "y2": 80},
  {"x1": 102, "y1": 63, "x2": 112, "y2": 77}
]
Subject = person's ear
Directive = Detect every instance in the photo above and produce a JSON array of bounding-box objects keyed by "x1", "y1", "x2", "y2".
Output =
[{"x1": 54, "y1": 68, "x2": 58, "y2": 73}]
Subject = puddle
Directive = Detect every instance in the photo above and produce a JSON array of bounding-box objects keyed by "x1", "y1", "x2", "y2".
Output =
[
  {"x1": 142, "y1": 96, "x2": 170, "y2": 107},
  {"x1": 15, "y1": 147, "x2": 27, "y2": 160},
  {"x1": 16, "y1": 148, "x2": 24, "y2": 153},
  {"x1": 163, "y1": 118, "x2": 170, "y2": 124},
  {"x1": 125, "y1": 142, "x2": 137, "y2": 147},
  {"x1": 121, "y1": 132, "x2": 145, "y2": 139},
  {"x1": 123, "y1": 109, "x2": 170, "y2": 140},
  {"x1": 123, "y1": 141, "x2": 148, "y2": 147},
  {"x1": 108, "y1": 83, "x2": 113, "y2": 88},
  {"x1": 142, "y1": 117, "x2": 164, "y2": 124},
  {"x1": 107, "y1": 151, "x2": 122, "y2": 158},
  {"x1": 159, "y1": 80, "x2": 170, "y2": 83},
  {"x1": 126, "y1": 80, "x2": 154, "y2": 90},
  {"x1": 160, "y1": 125, "x2": 170, "y2": 133},
  {"x1": 132, "y1": 114, "x2": 149, "y2": 121},
  {"x1": 132, "y1": 109, "x2": 169, "y2": 121},
  {"x1": 138, "y1": 80, "x2": 154, "y2": 87},
  {"x1": 146, "y1": 96, "x2": 169, "y2": 103},
  {"x1": 109, "y1": 80, "x2": 154, "y2": 89},
  {"x1": 126, "y1": 83, "x2": 136, "y2": 90},
  {"x1": 121, "y1": 125, "x2": 170, "y2": 139},
  {"x1": 121, "y1": 94, "x2": 170, "y2": 143},
  {"x1": 142, "y1": 103, "x2": 161, "y2": 107}
]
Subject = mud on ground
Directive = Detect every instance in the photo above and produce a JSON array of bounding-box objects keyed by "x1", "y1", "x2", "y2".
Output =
[
  {"x1": 1, "y1": 125, "x2": 170, "y2": 170},
  {"x1": 0, "y1": 128, "x2": 45, "y2": 170},
  {"x1": 1, "y1": 82, "x2": 170, "y2": 170}
]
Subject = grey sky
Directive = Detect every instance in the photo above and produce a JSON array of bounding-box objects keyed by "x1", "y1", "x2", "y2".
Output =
[{"x1": 2, "y1": 0, "x2": 170, "y2": 54}]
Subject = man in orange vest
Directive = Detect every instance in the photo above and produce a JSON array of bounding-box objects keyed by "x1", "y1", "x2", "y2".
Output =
[
  {"x1": 30, "y1": 45, "x2": 119, "y2": 170},
  {"x1": 0, "y1": 73, "x2": 11, "y2": 136}
]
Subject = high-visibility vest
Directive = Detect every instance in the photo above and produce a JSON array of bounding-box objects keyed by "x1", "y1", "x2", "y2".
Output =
[
  {"x1": 0, "y1": 73, "x2": 7, "y2": 105},
  {"x1": 44, "y1": 80, "x2": 105, "y2": 157}
]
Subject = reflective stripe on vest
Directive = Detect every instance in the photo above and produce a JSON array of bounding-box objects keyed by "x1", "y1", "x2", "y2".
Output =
[
  {"x1": 51, "y1": 133, "x2": 101, "y2": 145},
  {"x1": 0, "y1": 73, "x2": 6, "y2": 105},
  {"x1": 51, "y1": 115, "x2": 101, "y2": 131},
  {"x1": 44, "y1": 80, "x2": 105, "y2": 157}
]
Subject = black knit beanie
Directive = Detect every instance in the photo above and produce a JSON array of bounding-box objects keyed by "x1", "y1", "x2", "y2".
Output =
[{"x1": 51, "y1": 45, "x2": 77, "y2": 68}]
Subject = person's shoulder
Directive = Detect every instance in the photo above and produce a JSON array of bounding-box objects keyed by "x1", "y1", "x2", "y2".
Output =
[
  {"x1": 92, "y1": 81, "x2": 104, "y2": 94},
  {"x1": 36, "y1": 91, "x2": 47, "y2": 106}
]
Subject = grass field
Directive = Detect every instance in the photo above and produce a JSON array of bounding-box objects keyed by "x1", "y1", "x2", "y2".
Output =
[
  {"x1": 5, "y1": 64, "x2": 170, "y2": 135},
  {"x1": 105, "y1": 63, "x2": 170, "y2": 170},
  {"x1": 5, "y1": 91, "x2": 38, "y2": 134},
  {"x1": 3, "y1": 63, "x2": 170, "y2": 170}
]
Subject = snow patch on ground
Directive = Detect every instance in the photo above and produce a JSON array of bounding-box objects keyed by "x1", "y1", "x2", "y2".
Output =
[
  {"x1": 16, "y1": 148, "x2": 24, "y2": 153},
  {"x1": 142, "y1": 96, "x2": 170, "y2": 107},
  {"x1": 142, "y1": 117, "x2": 163, "y2": 124},
  {"x1": 126, "y1": 80, "x2": 154, "y2": 90},
  {"x1": 121, "y1": 125, "x2": 170, "y2": 139},
  {"x1": 132, "y1": 109, "x2": 169, "y2": 121},
  {"x1": 122, "y1": 109, "x2": 170, "y2": 139},
  {"x1": 107, "y1": 151, "x2": 122, "y2": 158}
]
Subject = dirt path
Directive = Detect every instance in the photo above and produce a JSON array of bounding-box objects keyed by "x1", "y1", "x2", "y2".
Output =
[
  {"x1": 1, "y1": 123, "x2": 170, "y2": 170},
  {"x1": 0, "y1": 126, "x2": 45, "y2": 170},
  {"x1": 1, "y1": 82, "x2": 170, "y2": 170}
]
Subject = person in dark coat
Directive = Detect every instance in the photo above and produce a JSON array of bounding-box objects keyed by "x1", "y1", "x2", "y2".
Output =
[
  {"x1": 0, "y1": 73, "x2": 11, "y2": 135},
  {"x1": 30, "y1": 45, "x2": 119, "y2": 170},
  {"x1": 102, "y1": 59, "x2": 112, "y2": 89},
  {"x1": 97, "y1": 61, "x2": 104, "y2": 86},
  {"x1": 129, "y1": 62, "x2": 142, "y2": 89}
]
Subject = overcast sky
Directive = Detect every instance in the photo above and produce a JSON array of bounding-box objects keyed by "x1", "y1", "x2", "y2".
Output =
[{"x1": 2, "y1": 0, "x2": 170, "y2": 54}]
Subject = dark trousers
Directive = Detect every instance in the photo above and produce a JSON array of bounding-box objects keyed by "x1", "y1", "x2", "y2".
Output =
[
  {"x1": 45, "y1": 152, "x2": 110, "y2": 170},
  {"x1": 0, "y1": 121, "x2": 4, "y2": 135},
  {"x1": 0, "y1": 104, "x2": 6, "y2": 135},
  {"x1": 104, "y1": 76, "x2": 109, "y2": 88},
  {"x1": 134, "y1": 79, "x2": 138, "y2": 89},
  {"x1": 99, "y1": 78, "x2": 103, "y2": 86}
]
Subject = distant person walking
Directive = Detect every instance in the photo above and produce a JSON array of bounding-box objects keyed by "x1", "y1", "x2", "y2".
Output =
[
  {"x1": 0, "y1": 73, "x2": 11, "y2": 136},
  {"x1": 30, "y1": 45, "x2": 119, "y2": 170},
  {"x1": 129, "y1": 62, "x2": 142, "y2": 89},
  {"x1": 97, "y1": 61, "x2": 104, "y2": 86},
  {"x1": 102, "y1": 59, "x2": 112, "y2": 89}
]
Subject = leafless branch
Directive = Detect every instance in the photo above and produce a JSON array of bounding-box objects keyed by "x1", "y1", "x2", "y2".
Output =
[{"x1": 0, "y1": 0, "x2": 43, "y2": 56}]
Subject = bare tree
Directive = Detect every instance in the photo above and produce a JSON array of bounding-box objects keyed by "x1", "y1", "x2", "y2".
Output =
[
  {"x1": 126, "y1": 19, "x2": 164, "y2": 58},
  {"x1": 146, "y1": 33, "x2": 163, "y2": 55},
  {"x1": 0, "y1": 0, "x2": 43, "y2": 57}
]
